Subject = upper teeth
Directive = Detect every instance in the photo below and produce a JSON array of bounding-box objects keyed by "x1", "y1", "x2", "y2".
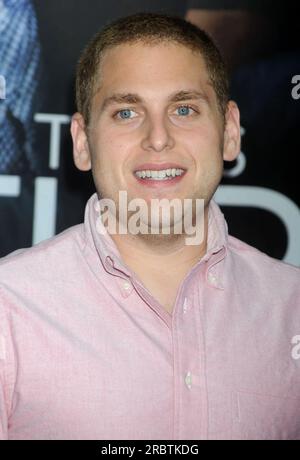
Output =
[{"x1": 135, "y1": 168, "x2": 184, "y2": 179}]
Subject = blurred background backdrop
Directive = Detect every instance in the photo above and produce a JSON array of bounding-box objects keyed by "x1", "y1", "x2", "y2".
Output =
[{"x1": 0, "y1": 0, "x2": 299, "y2": 265}]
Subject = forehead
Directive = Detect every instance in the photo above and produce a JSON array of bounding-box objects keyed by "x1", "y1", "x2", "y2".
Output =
[{"x1": 94, "y1": 42, "x2": 212, "y2": 100}]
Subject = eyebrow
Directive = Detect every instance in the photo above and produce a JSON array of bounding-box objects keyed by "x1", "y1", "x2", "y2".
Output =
[{"x1": 99, "y1": 89, "x2": 210, "y2": 113}]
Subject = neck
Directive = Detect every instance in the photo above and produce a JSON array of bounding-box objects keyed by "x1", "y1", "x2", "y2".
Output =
[{"x1": 109, "y1": 206, "x2": 209, "y2": 279}]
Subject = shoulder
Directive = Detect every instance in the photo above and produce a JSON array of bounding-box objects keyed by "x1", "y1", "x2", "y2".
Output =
[
  {"x1": 227, "y1": 234, "x2": 300, "y2": 299},
  {"x1": 0, "y1": 224, "x2": 85, "y2": 286}
]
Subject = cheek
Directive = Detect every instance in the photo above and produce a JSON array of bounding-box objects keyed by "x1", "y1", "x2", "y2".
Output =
[
  {"x1": 91, "y1": 141, "x2": 133, "y2": 193},
  {"x1": 188, "y1": 129, "x2": 223, "y2": 166},
  {"x1": 97, "y1": 129, "x2": 137, "y2": 173},
  {"x1": 90, "y1": 133, "x2": 119, "y2": 169},
  {"x1": 187, "y1": 129, "x2": 223, "y2": 192},
  {"x1": 188, "y1": 118, "x2": 222, "y2": 145}
]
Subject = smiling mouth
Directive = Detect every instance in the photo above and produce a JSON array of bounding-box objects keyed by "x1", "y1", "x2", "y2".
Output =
[{"x1": 134, "y1": 167, "x2": 186, "y2": 181}]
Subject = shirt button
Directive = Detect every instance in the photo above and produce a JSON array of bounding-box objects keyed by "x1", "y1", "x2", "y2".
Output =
[
  {"x1": 183, "y1": 297, "x2": 189, "y2": 314},
  {"x1": 123, "y1": 281, "x2": 131, "y2": 291},
  {"x1": 185, "y1": 371, "x2": 192, "y2": 390},
  {"x1": 208, "y1": 271, "x2": 218, "y2": 285}
]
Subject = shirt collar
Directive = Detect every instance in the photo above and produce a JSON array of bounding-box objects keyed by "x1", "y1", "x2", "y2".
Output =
[
  {"x1": 84, "y1": 192, "x2": 229, "y2": 289},
  {"x1": 202, "y1": 198, "x2": 228, "y2": 290}
]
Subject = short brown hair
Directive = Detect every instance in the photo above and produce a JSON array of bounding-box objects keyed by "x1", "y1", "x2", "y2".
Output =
[{"x1": 75, "y1": 12, "x2": 229, "y2": 125}]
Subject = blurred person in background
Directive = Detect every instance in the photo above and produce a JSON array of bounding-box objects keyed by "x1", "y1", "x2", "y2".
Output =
[
  {"x1": 186, "y1": 0, "x2": 300, "y2": 260},
  {"x1": 0, "y1": 0, "x2": 42, "y2": 175}
]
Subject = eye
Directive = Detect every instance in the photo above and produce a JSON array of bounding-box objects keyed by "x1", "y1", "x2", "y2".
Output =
[
  {"x1": 114, "y1": 108, "x2": 137, "y2": 120},
  {"x1": 175, "y1": 105, "x2": 197, "y2": 116}
]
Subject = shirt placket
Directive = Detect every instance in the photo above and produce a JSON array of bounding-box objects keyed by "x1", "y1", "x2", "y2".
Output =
[{"x1": 172, "y1": 271, "x2": 208, "y2": 440}]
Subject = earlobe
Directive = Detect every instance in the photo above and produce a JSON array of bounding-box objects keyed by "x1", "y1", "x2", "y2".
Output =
[
  {"x1": 223, "y1": 101, "x2": 241, "y2": 162},
  {"x1": 70, "y1": 112, "x2": 92, "y2": 171}
]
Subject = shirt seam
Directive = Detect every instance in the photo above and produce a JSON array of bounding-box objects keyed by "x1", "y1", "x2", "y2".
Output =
[
  {"x1": 196, "y1": 273, "x2": 209, "y2": 439},
  {"x1": 0, "y1": 285, "x2": 16, "y2": 421}
]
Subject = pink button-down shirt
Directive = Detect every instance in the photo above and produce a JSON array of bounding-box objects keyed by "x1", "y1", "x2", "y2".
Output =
[{"x1": 0, "y1": 192, "x2": 300, "y2": 440}]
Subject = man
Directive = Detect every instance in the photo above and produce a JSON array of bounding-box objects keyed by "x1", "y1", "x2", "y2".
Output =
[{"x1": 0, "y1": 13, "x2": 299, "y2": 440}]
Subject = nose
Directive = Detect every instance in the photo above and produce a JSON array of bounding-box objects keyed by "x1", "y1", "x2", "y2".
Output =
[{"x1": 141, "y1": 113, "x2": 175, "y2": 152}]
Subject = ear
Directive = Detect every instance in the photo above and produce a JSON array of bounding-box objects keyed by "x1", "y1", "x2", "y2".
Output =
[
  {"x1": 223, "y1": 100, "x2": 241, "y2": 162},
  {"x1": 70, "y1": 112, "x2": 92, "y2": 171}
]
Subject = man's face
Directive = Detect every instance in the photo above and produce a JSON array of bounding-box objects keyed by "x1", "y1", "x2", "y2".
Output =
[{"x1": 72, "y1": 42, "x2": 239, "y2": 231}]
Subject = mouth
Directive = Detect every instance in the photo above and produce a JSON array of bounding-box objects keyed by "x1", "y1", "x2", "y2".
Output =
[{"x1": 133, "y1": 163, "x2": 187, "y2": 187}]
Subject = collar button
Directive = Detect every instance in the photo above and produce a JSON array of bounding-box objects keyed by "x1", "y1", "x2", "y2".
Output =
[{"x1": 208, "y1": 271, "x2": 218, "y2": 285}]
